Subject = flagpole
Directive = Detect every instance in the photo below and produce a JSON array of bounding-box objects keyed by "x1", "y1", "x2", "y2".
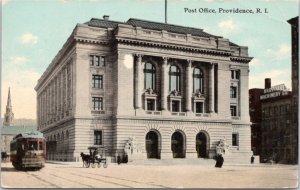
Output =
[{"x1": 165, "y1": 0, "x2": 167, "y2": 23}]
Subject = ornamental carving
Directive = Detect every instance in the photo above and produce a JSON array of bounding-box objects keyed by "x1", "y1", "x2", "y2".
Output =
[
  {"x1": 145, "y1": 88, "x2": 156, "y2": 95},
  {"x1": 169, "y1": 89, "x2": 180, "y2": 96}
]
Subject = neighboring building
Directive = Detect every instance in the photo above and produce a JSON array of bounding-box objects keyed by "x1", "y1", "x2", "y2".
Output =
[
  {"x1": 35, "y1": 16, "x2": 253, "y2": 162},
  {"x1": 249, "y1": 88, "x2": 264, "y2": 156},
  {"x1": 287, "y1": 16, "x2": 298, "y2": 164},
  {"x1": 260, "y1": 79, "x2": 293, "y2": 163},
  {"x1": 1, "y1": 88, "x2": 37, "y2": 154}
]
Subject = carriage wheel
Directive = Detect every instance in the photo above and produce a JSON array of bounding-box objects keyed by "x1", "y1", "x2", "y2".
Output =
[
  {"x1": 97, "y1": 162, "x2": 101, "y2": 168},
  {"x1": 91, "y1": 162, "x2": 96, "y2": 168},
  {"x1": 103, "y1": 162, "x2": 108, "y2": 168},
  {"x1": 84, "y1": 160, "x2": 90, "y2": 168}
]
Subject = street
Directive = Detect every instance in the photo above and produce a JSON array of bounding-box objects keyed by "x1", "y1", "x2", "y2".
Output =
[{"x1": 1, "y1": 161, "x2": 298, "y2": 188}]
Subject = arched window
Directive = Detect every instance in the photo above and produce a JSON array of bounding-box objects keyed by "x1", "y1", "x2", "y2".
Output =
[
  {"x1": 169, "y1": 65, "x2": 180, "y2": 91},
  {"x1": 193, "y1": 68, "x2": 204, "y2": 93},
  {"x1": 144, "y1": 63, "x2": 156, "y2": 90}
]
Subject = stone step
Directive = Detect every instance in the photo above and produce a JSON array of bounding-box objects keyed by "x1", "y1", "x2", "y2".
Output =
[{"x1": 127, "y1": 158, "x2": 216, "y2": 165}]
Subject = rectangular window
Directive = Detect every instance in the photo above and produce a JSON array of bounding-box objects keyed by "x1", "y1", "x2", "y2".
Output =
[
  {"x1": 92, "y1": 75, "x2": 103, "y2": 89},
  {"x1": 232, "y1": 133, "x2": 239, "y2": 146},
  {"x1": 230, "y1": 105, "x2": 237, "y2": 116},
  {"x1": 94, "y1": 130, "x2": 102, "y2": 145},
  {"x1": 231, "y1": 70, "x2": 239, "y2": 80},
  {"x1": 230, "y1": 86, "x2": 237, "y2": 98},
  {"x1": 146, "y1": 99, "x2": 155, "y2": 111},
  {"x1": 92, "y1": 97, "x2": 103, "y2": 111},
  {"x1": 90, "y1": 55, "x2": 105, "y2": 67},
  {"x1": 231, "y1": 70, "x2": 234, "y2": 79},
  {"x1": 172, "y1": 100, "x2": 180, "y2": 112},
  {"x1": 195, "y1": 102, "x2": 203, "y2": 113}
]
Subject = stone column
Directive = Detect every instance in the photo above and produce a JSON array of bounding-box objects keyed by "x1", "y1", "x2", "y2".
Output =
[
  {"x1": 161, "y1": 57, "x2": 168, "y2": 111},
  {"x1": 185, "y1": 60, "x2": 192, "y2": 113},
  {"x1": 134, "y1": 54, "x2": 142, "y2": 109},
  {"x1": 209, "y1": 63, "x2": 215, "y2": 113}
]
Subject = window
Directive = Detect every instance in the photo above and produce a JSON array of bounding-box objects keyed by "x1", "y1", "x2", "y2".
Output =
[
  {"x1": 232, "y1": 133, "x2": 239, "y2": 146},
  {"x1": 172, "y1": 100, "x2": 180, "y2": 112},
  {"x1": 169, "y1": 65, "x2": 180, "y2": 91},
  {"x1": 144, "y1": 63, "x2": 156, "y2": 90},
  {"x1": 286, "y1": 104, "x2": 290, "y2": 112},
  {"x1": 193, "y1": 68, "x2": 204, "y2": 93},
  {"x1": 230, "y1": 86, "x2": 237, "y2": 98},
  {"x1": 94, "y1": 130, "x2": 102, "y2": 145},
  {"x1": 230, "y1": 105, "x2": 237, "y2": 116},
  {"x1": 146, "y1": 99, "x2": 155, "y2": 111},
  {"x1": 92, "y1": 97, "x2": 103, "y2": 111},
  {"x1": 90, "y1": 55, "x2": 105, "y2": 67},
  {"x1": 274, "y1": 106, "x2": 278, "y2": 116},
  {"x1": 195, "y1": 102, "x2": 204, "y2": 113},
  {"x1": 92, "y1": 75, "x2": 103, "y2": 89},
  {"x1": 231, "y1": 70, "x2": 240, "y2": 80}
]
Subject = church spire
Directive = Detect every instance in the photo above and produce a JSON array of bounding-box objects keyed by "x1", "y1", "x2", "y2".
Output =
[
  {"x1": 4, "y1": 87, "x2": 14, "y2": 126},
  {"x1": 7, "y1": 87, "x2": 11, "y2": 108}
]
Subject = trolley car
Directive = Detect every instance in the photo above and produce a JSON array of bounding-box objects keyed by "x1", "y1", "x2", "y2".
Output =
[{"x1": 10, "y1": 131, "x2": 46, "y2": 170}]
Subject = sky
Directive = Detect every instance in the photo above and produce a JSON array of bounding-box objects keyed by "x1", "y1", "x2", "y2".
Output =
[{"x1": 1, "y1": 0, "x2": 298, "y2": 119}]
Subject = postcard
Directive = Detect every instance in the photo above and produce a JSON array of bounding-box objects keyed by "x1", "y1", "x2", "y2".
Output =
[{"x1": 1, "y1": 0, "x2": 298, "y2": 188}]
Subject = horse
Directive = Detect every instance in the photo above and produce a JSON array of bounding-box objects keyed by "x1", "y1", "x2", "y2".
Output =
[{"x1": 80, "y1": 152, "x2": 90, "y2": 167}]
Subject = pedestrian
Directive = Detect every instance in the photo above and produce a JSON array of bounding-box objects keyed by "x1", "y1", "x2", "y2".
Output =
[
  {"x1": 215, "y1": 154, "x2": 224, "y2": 168},
  {"x1": 251, "y1": 155, "x2": 255, "y2": 164}
]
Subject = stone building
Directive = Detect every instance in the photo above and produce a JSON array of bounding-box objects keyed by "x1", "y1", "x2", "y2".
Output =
[
  {"x1": 35, "y1": 16, "x2": 253, "y2": 162},
  {"x1": 287, "y1": 16, "x2": 298, "y2": 164}
]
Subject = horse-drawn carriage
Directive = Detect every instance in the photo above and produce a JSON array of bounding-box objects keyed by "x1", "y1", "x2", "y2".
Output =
[{"x1": 80, "y1": 146, "x2": 108, "y2": 168}]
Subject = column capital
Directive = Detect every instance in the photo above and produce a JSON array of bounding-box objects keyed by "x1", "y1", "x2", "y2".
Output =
[
  {"x1": 133, "y1": 53, "x2": 143, "y2": 59},
  {"x1": 162, "y1": 56, "x2": 169, "y2": 62},
  {"x1": 210, "y1": 62, "x2": 217, "y2": 66},
  {"x1": 187, "y1": 60, "x2": 192, "y2": 67}
]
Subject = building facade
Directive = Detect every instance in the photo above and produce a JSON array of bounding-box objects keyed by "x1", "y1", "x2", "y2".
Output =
[
  {"x1": 249, "y1": 88, "x2": 264, "y2": 157},
  {"x1": 287, "y1": 16, "x2": 298, "y2": 164},
  {"x1": 260, "y1": 79, "x2": 294, "y2": 163},
  {"x1": 35, "y1": 16, "x2": 253, "y2": 162}
]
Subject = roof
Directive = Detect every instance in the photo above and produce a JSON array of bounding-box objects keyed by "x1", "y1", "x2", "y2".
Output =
[
  {"x1": 1, "y1": 125, "x2": 37, "y2": 135},
  {"x1": 85, "y1": 18, "x2": 124, "y2": 28},
  {"x1": 287, "y1": 16, "x2": 298, "y2": 25},
  {"x1": 84, "y1": 17, "x2": 239, "y2": 46},
  {"x1": 14, "y1": 131, "x2": 44, "y2": 139},
  {"x1": 126, "y1": 18, "x2": 219, "y2": 38}
]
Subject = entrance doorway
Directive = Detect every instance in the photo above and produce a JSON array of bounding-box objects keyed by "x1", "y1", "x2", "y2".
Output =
[
  {"x1": 146, "y1": 131, "x2": 160, "y2": 159},
  {"x1": 196, "y1": 132, "x2": 208, "y2": 158},
  {"x1": 171, "y1": 131, "x2": 185, "y2": 158}
]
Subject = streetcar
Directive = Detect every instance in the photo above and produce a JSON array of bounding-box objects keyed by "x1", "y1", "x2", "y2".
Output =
[{"x1": 10, "y1": 131, "x2": 46, "y2": 170}]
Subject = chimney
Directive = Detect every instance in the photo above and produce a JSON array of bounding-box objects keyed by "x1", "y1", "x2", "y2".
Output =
[
  {"x1": 265, "y1": 78, "x2": 271, "y2": 89},
  {"x1": 103, "y1": 15, "x2": 109, "y2": 20}
]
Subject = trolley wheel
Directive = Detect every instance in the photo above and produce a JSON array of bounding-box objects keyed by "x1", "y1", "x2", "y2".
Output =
[
  {"x1": 97, "y1": 162, "x2": 101, "y2": 168},
  {"x1": 84, "y1": 160, "x2": 90, "y2": 168},
  {"x1": 103, "y1": 162, "x2": 108, "y2": 168}
]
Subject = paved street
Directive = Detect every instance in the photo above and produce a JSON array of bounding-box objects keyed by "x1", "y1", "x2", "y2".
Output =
[{"x1": 1, "y1": 161, "x2": 298, "y2": 188}]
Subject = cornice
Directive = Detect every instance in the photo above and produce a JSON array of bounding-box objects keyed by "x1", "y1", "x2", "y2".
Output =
[
  {"x1": 230, "y1": 56, "x2": 253, "y2": 63},
  {"x1": 74, "y1": 36, "x2": 110, "y2": 45},
  {"x1": 115, "y1": 37, "x2": 232, "y2": 57}
]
